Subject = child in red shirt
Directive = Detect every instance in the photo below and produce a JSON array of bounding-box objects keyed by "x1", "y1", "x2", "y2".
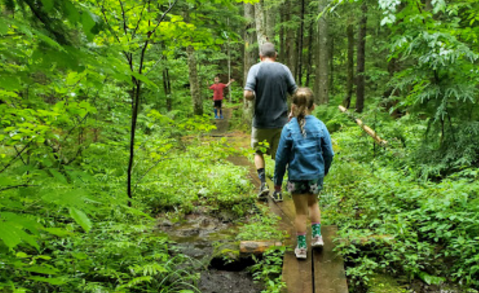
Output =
[{"x1": 208, "y1": 76, "x2": 235, "y2": 119}]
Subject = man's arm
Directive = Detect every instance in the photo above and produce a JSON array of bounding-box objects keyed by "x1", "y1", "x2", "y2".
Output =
[{"x1": 244, "y1": 90, "x2": 255, "y2": 101}]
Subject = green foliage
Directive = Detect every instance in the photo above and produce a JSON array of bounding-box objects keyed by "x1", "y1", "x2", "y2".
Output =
[
  {"x1": 320, "y1": 121, "x2": 479, "y2": 291},
  {"x1": 250, "y1": 247, "x2": 287, "y2": 293}
]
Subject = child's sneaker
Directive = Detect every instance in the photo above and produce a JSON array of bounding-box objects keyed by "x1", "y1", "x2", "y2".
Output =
[
  {"x1": 311, "y1": 235, "x2": 324, "y2": 248},
  {"x1": 257, "y1": 182, "x2": 269, "y2": 199},
  {"x1": 215, "y1": 115, "x2": 219, "y2": 119},
  {"x1": 294, "y1": 246, "x2": 307, "y2": 259},
  {"x1": 270, "y1": 190, "x2": 283, "y2": 202},
  {"x1": 220, "y1": 115, "x2": 224, "y2": 119}
]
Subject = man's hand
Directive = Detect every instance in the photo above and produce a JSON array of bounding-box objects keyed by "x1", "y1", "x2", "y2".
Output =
[{"x1": 244, "y1": 90, "x2": 255, "y2": 101}]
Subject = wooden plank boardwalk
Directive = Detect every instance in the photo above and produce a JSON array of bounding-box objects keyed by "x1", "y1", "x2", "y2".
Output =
[{"x1": 265, "y1": 179, "x2": 348, "y2": 293}]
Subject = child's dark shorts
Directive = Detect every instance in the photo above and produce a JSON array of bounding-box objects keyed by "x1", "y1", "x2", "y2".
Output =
[
  {"x1": 287, "y1": 178, "x2": 324, "y2": 195},
  {"x1": 214, "y1": 100, "x2": 223, "y2": 108}
]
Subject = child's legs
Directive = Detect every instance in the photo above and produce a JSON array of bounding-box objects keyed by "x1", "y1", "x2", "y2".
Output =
[
  {"x1": 292, "y1": 194, "x2": 309, "y2": 234},
  {"x1": 307, "y1": 194, "x2": 321, "y2": 224}
]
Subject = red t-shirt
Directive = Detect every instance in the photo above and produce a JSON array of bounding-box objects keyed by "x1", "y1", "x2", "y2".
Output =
[{"x1": 209, "y1": 83, "x2": 227, "y2": 101}]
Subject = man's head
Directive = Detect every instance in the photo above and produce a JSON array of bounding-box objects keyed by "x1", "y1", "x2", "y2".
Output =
[
  {"x1": 259, "y1": 42, "x2": 277, "y2": 60},
  {"x1": 214, "y1": 76, "x2": 220, "y2": 83}
]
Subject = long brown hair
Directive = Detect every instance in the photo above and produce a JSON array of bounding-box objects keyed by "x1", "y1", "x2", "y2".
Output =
[{"x1": 292, "y1": 87, "x2": 315, "y2": 137}]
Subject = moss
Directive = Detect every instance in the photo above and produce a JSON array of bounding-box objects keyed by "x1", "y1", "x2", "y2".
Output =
[{"x1": 367, "y1": 274, "x2": 407, "y2": 293}]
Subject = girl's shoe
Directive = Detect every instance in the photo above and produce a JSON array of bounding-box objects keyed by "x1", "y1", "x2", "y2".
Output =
[
  {"x1": 311, "y1": 235, "x2": 324, "y2": 248},
  {"x1": 295, "y1": 246, "x2": 307, "y2": 259}
]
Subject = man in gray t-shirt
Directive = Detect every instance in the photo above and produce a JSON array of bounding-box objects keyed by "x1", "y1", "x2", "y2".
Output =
[{"x1": 244, "y1": 42, "x2": 297, "y2": 201}]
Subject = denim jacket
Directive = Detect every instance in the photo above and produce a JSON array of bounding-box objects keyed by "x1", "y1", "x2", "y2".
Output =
[{"x1": 274, "y1": 116, "x2": 334, "y2": 187}]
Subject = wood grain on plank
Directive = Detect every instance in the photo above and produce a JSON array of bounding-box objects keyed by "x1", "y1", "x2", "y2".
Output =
[{"x1": 313, "y1": 225, "x2": 349, "y2": 293}]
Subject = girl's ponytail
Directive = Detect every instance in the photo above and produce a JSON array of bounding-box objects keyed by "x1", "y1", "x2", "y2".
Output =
[{"x1": 292, "y1": 88, "x2": 315, "y2": 137}]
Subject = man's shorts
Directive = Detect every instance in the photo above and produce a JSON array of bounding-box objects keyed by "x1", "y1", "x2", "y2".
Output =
[
  {"x1": 287, "y1": 178, "x2": 324, "y2": 195},
  {"x1": 251, "y1": 127, "x2": 283, "y2": 160},
  {"x1": 214, "y1": 100, "x2": 222, "y2": 108}
]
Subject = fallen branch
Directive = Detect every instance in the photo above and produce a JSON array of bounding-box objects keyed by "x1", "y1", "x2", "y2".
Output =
[{"x1": 338, "y1": 106, "x2": 388, "y2": 146}]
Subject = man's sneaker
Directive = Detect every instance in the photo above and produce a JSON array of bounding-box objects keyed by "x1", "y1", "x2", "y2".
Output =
[
  {"x1": 257, "y1": 182, "x2": 269, "y2": 199},
  {"x1": 270, "y1": 191, "x2": 283, "y2": 202},
  {"x1": 311, "y1": 235, "x2": 324, "y2": 248},
  {"x1": 294, "y1": 246, "x2": 307, "y2": 259}
]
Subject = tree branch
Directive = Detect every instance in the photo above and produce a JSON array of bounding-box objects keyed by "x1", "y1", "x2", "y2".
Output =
[
  {"x1": 119, "y1": 0, "x2": 130, "y2": 41},
  {"x1": 0, "y1": 140, "x2": 33, "y2": 174},
  {"x1": 0, "y1": 184, "x2": 37, "y2": 192},
  {"x1": 131, "y1": 2, "x2": 147, "y2": 40}
]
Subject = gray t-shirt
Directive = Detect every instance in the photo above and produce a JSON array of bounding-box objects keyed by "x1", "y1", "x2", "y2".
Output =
[{"x1": 245, "y1": 62, "x2": 297, "y2": 129}]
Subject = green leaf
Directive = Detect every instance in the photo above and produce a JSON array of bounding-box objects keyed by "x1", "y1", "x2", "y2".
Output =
[
  {"x1": 69, "y1": 208, "x2": 92, "y2": 233},
  {"x1": 40, "y1": 0, "x2": 54, "y2": 12},
  {"x1": 130, "y1": 71, "x2": 158, "y2": 88},
  {"x1": 23, "y1": 265, "x2": 58, "y2": 275},
  {"x1": 28, "y1": 276, "x2": 68, "y2": 285},
  {"x1": 81, "y1": 10, "x2": 96, "y2": 41},
  {"x1": 44, "y1": 228, "x2": 73, "y2": 237},
  {"x1": 0, "y1": 18, "x2": 8, "y2": 35},
  {"x1": 49, "y1": 169, "x2": 68, "y2": 185},
  {"x1": 0, "y1": 223, "x2": 22, "y2": 248}
]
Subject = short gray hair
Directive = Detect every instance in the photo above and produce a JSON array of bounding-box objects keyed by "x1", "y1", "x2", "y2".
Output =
[{"x1": 260, "y1": 42, "x2": 276, "y2": 58}]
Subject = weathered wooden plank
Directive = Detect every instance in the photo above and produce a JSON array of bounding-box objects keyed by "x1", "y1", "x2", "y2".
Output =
[
  {"x1": 282, "y1": 247, "x2": 313, "y2": 293},
  {"x1": 313, "y1": 225, "x2": 349, "y2": 293}
]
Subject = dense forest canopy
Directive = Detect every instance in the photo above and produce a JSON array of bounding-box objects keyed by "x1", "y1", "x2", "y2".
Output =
[{"x1": 1, "y1": 0, "x2": 479, "y2": 292}]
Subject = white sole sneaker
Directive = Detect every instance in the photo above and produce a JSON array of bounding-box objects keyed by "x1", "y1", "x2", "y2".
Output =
[
  {"x1": 311, "y1": 236, "x2": 324, "y2": 248},
  {"x1": 294, "y1": 247, "x2": 307, "y2": 259}
]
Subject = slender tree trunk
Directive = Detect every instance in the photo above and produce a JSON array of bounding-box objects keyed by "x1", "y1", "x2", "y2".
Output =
[
  {"x1": 280, "y1": 4, "x2": 285, "y2": 61},
  {"x1": 315, "y1": 0, "x2": 329, "y2": 104},
  {"x1": 163, "y1": 68, "x2": 172, "y2": 111},
  {"x1": 255, "y1": 0, "x2": 268, "y2": 46},
  {"x1": 285, "y1": 0, "x2": 295, "y2": 73},
  {"x1": 187, "y1": 45, "x2": 202, "y2": 115},
  {"x1": 355, "y1": 3, "x2": 367, "y2": 113},
  {"x1": 227, "y1": 18, "x2": 232, "y2": 103},
  {"x1": 329, "y1": 35, "x2": 334, "y2": 95},
  {"x1": 296, "y1": 0, "x2": 305, "y2": 85},
  {"x1": 343, "y1": 23, "x2": 354, "y2": 108},
  {"x1": 244, "y1": 3, "x2": 256, "y2": 123},
  {"x1": 127, "y1": 81, "x2": 141, "y2": 204},
  {"x1": 265, "y1": 2, "x2": 276, "y2": 42},
  {"x1": 305, "y1": 20, "x2": 314, "y2": 87}
]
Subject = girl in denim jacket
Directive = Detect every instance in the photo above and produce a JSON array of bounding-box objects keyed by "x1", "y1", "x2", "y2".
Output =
[{"x1": 273, "y1": 87, "x2": 334, "y2": 259}]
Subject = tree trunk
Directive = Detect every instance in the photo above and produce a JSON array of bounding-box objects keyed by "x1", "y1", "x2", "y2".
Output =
[
  {"x1": 296, "y1": 0, "x2": 305, "y2": 85},
  {"x1": 285, "y1": 0, "x2": 295, "y2": 73},
  {"x1": 187, "y1": 45, "x2": 202, "y2": 115},
  {"x1": 244, "y1": 3, "x2": 256, "y2": 82},
  {"x1": 163, "y1": 68, "x2": 172, "y2": 111},
  {"x1": 329, "y1": 35, "x2": 334, "y2": 94},
  {"x1": 315, "y1": 0, "x2": 329, "y2": 104},
  {"x1": 343, "y1": 23, "x2": 354, "y2": 109},
  {"x1": 265, "y1": 2, "x2": 276, "y2": 42},
  {"x1": 255, "y1": 0, "x2": 268, "y2": 46},
  {"x1": 280, "y1": 4, "x2": 285, "y2": 61},
  {"x1": 127, "y1": 81, "x2": 141, "y2": 204},
  {"x1": 305, "y1": 20, "x2": 314, "y2": 87},
  {"x1": 355, "y1": 3, "x2": 367, "y2": 113},
  {"x1": 243, "y1": 3, "x2": 256, "y2": 123}
]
